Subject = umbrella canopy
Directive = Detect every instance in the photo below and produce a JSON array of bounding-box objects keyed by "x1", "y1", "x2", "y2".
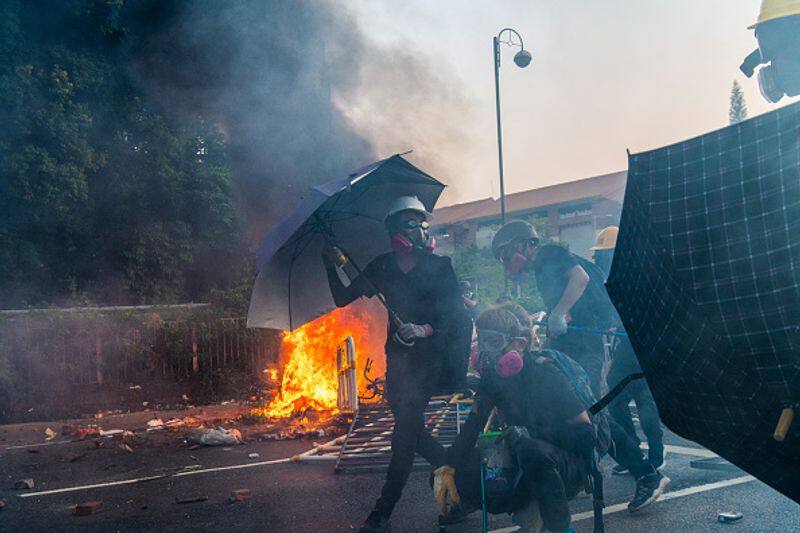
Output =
[
  {"x1": 607, "y1": 102, "x2": 800, "y2": 502},
  {"x1": 247, "y1": 155, "x2": 445, "y2": 330}
]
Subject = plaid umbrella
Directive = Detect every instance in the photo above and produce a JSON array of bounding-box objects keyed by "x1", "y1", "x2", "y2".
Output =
[{"x1": 606, "y1": 102, "x2": 800, "y2": 502}]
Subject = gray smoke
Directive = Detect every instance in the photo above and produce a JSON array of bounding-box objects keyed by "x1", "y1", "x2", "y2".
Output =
[{"x1": 127, "y1": 0, "x2": 476, "y2": 242}]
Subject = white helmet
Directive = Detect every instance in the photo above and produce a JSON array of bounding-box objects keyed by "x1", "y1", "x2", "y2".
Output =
[{"x1": 384, "y1": 195, "x2": 430, "y2": 224}]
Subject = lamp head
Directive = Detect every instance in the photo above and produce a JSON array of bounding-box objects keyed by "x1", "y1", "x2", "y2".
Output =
[{"x1": 513, "y1": 49, "x2": 532, "y2": 68}]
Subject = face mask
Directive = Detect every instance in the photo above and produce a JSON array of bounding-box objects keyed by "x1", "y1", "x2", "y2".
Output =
[
  {"x1": 477, "y1": 329, "x2": 526, "y2": 378},
  {"x1": 390, "y1": 229, "x2": 435, "y2": 254}
]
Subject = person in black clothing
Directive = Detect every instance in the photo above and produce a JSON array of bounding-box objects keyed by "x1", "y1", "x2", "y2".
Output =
[
  {"x1": 435, "y1": 303, "x2": 593, "y2": 532},
  {"x1": 591, "y1": 227, "x2": 665, "y2": 472},
  {"x1": 323, "y1": 195, "x2": 471, "y2": 533},
  {"x1": 489, "y1": 220, "x2": 669, "y2": 512}
]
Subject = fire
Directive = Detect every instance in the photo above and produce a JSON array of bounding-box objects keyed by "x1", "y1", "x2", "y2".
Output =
[{"x1": 260, "y1": 299, "x2": 386, "y2": 420}]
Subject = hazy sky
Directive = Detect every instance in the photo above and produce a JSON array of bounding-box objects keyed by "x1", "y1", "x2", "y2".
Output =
[{"x1": 342, "y1": 0, "x2": 798, "y2": 206}]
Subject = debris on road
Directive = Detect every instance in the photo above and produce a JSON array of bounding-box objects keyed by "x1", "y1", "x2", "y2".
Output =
[
  {"x1": 99, "y1": 429, "x2": 124, "y2": 437},
  {"x1": 71, "y1": 425, "x2": 102, "y2": 439},
  {"x1": 14, "y1": 479, "x2": 34, "y2": 490},
  {"x1": 718, "y1": 512, "x2": 744, "y2": 523},
  {"x1": 146, "y1": 418, "x2": 165, "y2": 430},
  {"x1": 119, "y1": 443, "x2": 135, "y2": 454},
  {"x1": 248, "y1": 453, "x2": 260, "y2": 459},
  {"x1": 129, "y1": 385, "x2": 142, "y2": 390},
  {"x1": 44, "y1": 427, "x2": 57, "y2": 441},
  {"x1": 74, "y1": 501, "x2": 103, "y2": 516},
  {"x1": 230, "y1": 489, "x2": 252, "y2": 502},
  {"x1": 175, "y1": 495, "x2": 208, "y2": 504},
  {"x1": 187, "y1": 427, "x2": 242, "y2": 446}
]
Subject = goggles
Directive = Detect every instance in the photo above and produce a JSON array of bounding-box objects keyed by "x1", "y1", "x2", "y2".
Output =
[
  {"x1": 476, "y1": 329, "x2": 525, "y2": 354},
  {"x1": 398, "y1": 219, "x2": 429, "y2": 230}
]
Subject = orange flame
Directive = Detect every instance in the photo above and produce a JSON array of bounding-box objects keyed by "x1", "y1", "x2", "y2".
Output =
[{"x1": 260, "y1": 299, "x2": 386, "y2": 419}]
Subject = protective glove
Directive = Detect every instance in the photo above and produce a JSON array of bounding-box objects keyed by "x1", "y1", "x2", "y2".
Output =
[
  {"x1": 547, "y1": 311, "x2": 568, "y2": 337},
  {"x1": 321, "y1": 244, "x2": 346, "y2": 267},
  {"x1": 393, "y1": 323, "x2": 433, "y2": 346},
  {"x1": 496, "y1": 425, "x2": 532, "y2": 453},
  {"x1": 433, "y1": 465, "x2": 460, "y2": 515}
]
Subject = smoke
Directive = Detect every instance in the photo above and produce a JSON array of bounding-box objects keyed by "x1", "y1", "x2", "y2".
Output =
[{"x1": 126, "y1": 0, "x2": 477, "y2": 242}]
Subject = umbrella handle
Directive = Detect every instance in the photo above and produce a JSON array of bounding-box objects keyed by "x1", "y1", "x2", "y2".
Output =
[
  {"x1": 532, "y1": 321, "x2": 628, "y2": 338},
  {"x1": 773, "y1": 407, "x2": 796, "y2": 442},
  {"x1": 323, "y1": 240, "x2": 407, "y2": 328}
]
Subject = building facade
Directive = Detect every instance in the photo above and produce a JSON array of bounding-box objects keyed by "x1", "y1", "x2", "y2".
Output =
[{"x1": 431, "y1": 170, "x2": 627, "y2": 259}]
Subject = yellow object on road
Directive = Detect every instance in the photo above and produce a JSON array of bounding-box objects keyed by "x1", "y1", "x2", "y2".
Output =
[{"x1": 748, "y1": 0, "x2": 800, "y2": 28}]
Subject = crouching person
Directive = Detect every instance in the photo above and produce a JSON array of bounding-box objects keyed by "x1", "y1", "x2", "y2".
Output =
[{"x1": 434, "y1": 303, "x2": 594, "y2": 532}]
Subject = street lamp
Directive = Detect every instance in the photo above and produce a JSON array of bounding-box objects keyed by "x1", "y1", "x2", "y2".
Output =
[{"x1": 493, "y1": 28, "x2": 531, "y2": 225}]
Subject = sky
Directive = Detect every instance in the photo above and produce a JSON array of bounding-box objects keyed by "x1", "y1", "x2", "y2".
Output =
[{"x1": 341, "y1": 0, "x2": 798, "y2": 206}]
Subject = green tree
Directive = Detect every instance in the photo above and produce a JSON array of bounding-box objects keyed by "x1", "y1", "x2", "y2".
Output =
[
  {"x1": 729, "y1": 80, "x2": 748, "y2": 125},
  {"x1": 0, "y1": 1, "x2": 249, "y2": 309}
]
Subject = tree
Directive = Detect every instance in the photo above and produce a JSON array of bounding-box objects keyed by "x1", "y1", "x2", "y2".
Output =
[
  {"x1": 729, "y1": 80, "x2": 748, "y2": 125},
  {"x1": 0, "y1": 1, "x2": 249, "y2": 309}
]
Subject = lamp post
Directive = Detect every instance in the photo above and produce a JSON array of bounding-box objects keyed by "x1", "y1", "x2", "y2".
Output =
[{"x1": 493, "y1": 28, "x2": 531, "y2": 225}]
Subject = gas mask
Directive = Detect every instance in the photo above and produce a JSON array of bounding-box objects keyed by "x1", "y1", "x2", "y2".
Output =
[
  {"x1": 741, "y1": 15, "x2": 800, "y2": 103},
  {"x1": 476, "y1": 329, "x2": 527, "y2": 378},
  {"x1": 389, "y1": 219, "x2": 436, "y2": 255}
]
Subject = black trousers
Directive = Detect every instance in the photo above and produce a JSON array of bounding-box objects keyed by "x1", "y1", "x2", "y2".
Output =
[
  {"x1": 549, "y1": 331, "x2": 654, "y2": 479},
  {"x1": 454, "y1": 438, "x2": 585, "y2": 532},
  {"x1": 374, "y1": 351, "x2": 445, "y2": 518},
  {"x1": 607, "y1": 344, "x2": 664, "y2": 458}
]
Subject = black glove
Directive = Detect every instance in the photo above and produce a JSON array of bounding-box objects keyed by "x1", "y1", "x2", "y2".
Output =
[{"x1": 496, "y1": 425, "x2": 531, "y2": 452}]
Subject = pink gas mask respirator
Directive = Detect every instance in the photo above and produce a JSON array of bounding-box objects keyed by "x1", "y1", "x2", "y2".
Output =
[
  {"x1": 389, "y1": 220, "x2": 435, "y2": 255},
  {"x1": 475, "y1": 329, "x2": 528, "y2": 378}
]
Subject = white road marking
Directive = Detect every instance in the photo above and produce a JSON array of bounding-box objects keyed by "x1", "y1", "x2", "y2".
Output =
[
  {"x1": 489, "y1": 475, "x2": 755, "y2": 532},
  {"x1": 643, "y1": 443, "x2": 718, "y2": 459},
  {"x1": 18, "y1": 457, "x2": 292, "y2": 498}
]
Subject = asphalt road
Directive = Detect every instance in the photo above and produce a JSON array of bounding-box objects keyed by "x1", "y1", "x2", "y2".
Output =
[{"x1": 1, "y1": 410, "x2": 798, "y2": 532}]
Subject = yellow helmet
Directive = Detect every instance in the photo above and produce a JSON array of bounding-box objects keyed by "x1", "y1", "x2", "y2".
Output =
[
  {"x1": 590, "y1": 226, "x2": 618, "y2": 251},
  {"x1": 748, "y1": 0, "x2": 800, "y2": 29}
]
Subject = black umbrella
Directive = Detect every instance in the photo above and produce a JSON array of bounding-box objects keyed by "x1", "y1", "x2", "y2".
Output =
[
  {"x1": 247, "y1": 154, "x2": 445, "y2": 331},
  {"x1": 607, "y1": 102, "x2": 800, "y2": 502}
]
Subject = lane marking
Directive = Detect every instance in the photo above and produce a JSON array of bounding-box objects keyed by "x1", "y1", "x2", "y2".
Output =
[
  {"x1": 18, "y1": 457, "x2": 292, "y2": 498},
  {"x1": 489, "y1": 475, "x2": 755, "y2": 532},
  {"x1": 644, "y1": 443, "x2": 718, "y2": 459}
]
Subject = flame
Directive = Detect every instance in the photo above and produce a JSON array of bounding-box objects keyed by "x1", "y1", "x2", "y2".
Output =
[{"x1": 260, "y1": 299, "x2": 386, "y2": 420}]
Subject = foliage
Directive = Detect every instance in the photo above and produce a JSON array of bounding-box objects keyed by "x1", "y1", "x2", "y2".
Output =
[
  {"x1": 449, "y1": 216, "x2": 556, "y2": 314},
  {"x1": 729, "y1": 80, "x2": 748, "y2": 125},
  {"x1": 0, "y1": 0, "x2": 250, "y2": 309}
]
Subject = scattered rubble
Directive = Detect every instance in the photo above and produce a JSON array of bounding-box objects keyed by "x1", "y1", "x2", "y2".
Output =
[
  {"x1": 248, "y1": 453, "x2": 260, "y2": 459},
  {"x1": 175, "y1": 495, "x2": 208, "y2": 504},
  {"x1": 71, "y1": 425, "x2": 102, "y2": 440},
  {"x1": 14, "y1": 479, "x2": 34, "y2": 490},
  {"x1": 230, "y1": 489, "x2": 252, "y2": 502},
  {"x1": 74, "y1": 501, "x2": 103, "y2": 516},
  {"x1": 187, "y1": 427, "x2": 242, "y2": 447},
  {"x1": 44, "y1": 427, "x2": 57, "y2": 441},
  {"x1": 129, "y1": 385, "x2": 142, "y2": 390},
  {"x1": 119, "y1": 443, "x2": 135, "y2": 454}
]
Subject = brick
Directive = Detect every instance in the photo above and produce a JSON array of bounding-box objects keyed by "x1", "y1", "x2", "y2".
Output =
[{"x1": 74, "y1": 501, "x2": 103, "y2": 516}]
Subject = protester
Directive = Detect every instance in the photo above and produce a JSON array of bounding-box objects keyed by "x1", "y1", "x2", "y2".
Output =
[
  {"x1": 490, "y1": 220, "x2": 669, "y2": 511},
  {"x1": 322, "y1": 195, "x2": 471, "y2": 533},
  {"x1": 591, "y1": 226, "x2": 665, "y2": 472},
  {"x1": 436, "y1": 303, "x2": 594, "y2": 532}
]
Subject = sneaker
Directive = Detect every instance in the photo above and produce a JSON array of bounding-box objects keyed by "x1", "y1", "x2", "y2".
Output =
[
  {"x1": 628, "y1": 472, "x2": 670, "y2": 512},
  {"x1": 438, "y1": 502, "x2": 477, "y2": 526},
  {"x1": 359, "y1": 510, "x2": 390, "y2": 533},
  {"x1": 648, "y1": 445, "x2": 666, "y2": 470},
  {"x1": 612, "y1": 464, "x2": 630, "y2": 475}
]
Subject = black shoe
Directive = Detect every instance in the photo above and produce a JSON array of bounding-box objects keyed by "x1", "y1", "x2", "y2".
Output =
[
  {"x1": 628, "y1": 472, "x2": 670, "y2": 512},
  {"x1": 359, "y1": 510, "x2": 390, "y2": 533},
  {"x1": 612, "y1": 464, "x2": 630, "y2": 475},
  {"x1": 648, "y1": 445, "x2": 666, "y2": 470},
  {"x1": 438, "y1": 502, "x2": 478, "y2": 526}
]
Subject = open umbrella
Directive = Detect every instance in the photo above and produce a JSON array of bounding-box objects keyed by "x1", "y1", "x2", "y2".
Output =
[
  {"x1": 606, "y1": 102, "x2": 800, "y2": 502},
  {"x1": 247, "y1": 154, "x2": 445, "y2": 331}
]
